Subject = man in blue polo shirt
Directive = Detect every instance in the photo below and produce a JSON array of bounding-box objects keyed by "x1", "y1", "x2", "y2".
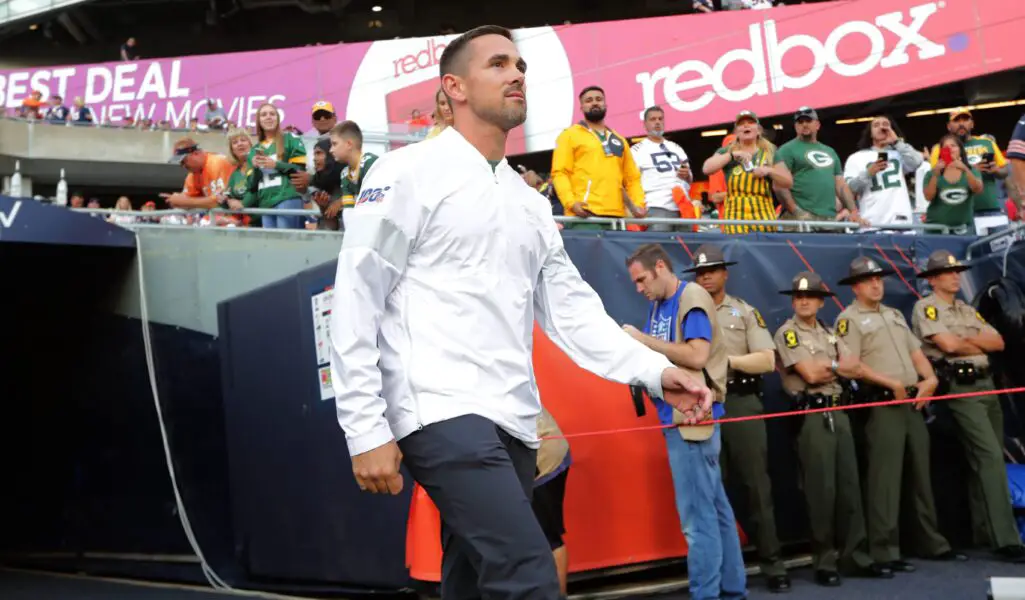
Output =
[{"x1": 624, "y1": 243, "x2": 745, "y2": 600}]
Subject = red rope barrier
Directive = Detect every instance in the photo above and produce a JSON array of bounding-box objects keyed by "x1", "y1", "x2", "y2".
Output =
[
  {"x1": 547, "y1": 386, "x2": 1025, "y2": 440},
  {"x1": 872, "y1": 242, "x2": 922, "y2": 298},
  {"x1": 891, "y1": 242, "x2": 921, "y2": 275},
  {"x1": 674, "y1": 236, "x2": 695, "y2": 261}
]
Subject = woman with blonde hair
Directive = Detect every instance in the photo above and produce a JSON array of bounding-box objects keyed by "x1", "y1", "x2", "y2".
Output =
[
  {"x1": 702, "y1": 111, "x2": 792, "y2": 234},
  {"x1": 244, "y1": 103, "x2": 307, "y2": 229},
  {"x1": 425, "y1": 88, "x2": 454, "y2": 139},
  {"x1": 219, "y1": 127, "x2": 256, "y2": 227},
  {"x1": 107, "y1": 196, "x2": 136, "y2": 225}
]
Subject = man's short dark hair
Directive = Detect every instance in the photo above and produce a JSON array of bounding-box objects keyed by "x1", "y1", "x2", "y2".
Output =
[
  {"x1": 643, "y1": 105, "x2": 664, "y2": 120},
  {"x1": 626, "y1": 243, "x2": 673, "y2": 272},
  {"x1": 330, "y1": 120, "x2": 363, "y2": 147},
  {"x1": 579, "y1": 85, "x2": 605, "y2": 100},
  {"x1": 439, "y1": 25, "x2": 514, "y2": 77}
]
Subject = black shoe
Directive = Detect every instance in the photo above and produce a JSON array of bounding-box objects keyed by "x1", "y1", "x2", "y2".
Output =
[
  {"x1": 852, "y1": 563, "x2": 894, "y2": 579},
  {"x1": 887, "y1": 559, "x2": 916, "y2": 573},
  {"x1": 814, "y1": 570, "x2": 841, "y2": 587},
  {"x1": 929, "y1": 550, "x2": 968, "y2": 562},
  {"x1": 995, "y1": 545, "x2": 1025, "y2": 564},
  {"x1": 766, "y1": 574, "x2": 791, "y2": 593}
]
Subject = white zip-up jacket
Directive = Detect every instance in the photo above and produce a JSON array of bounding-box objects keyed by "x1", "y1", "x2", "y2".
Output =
[{"x1": 330, "y1": 127, "x2": 673, "y2": 456}]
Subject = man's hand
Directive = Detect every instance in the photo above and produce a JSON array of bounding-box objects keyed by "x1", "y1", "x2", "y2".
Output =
[
  {"x1": 890, "y1": 382, "x2": 908, "y2": 402},
  {"x1": 351, "y1": 440, "x2": 404, "y2": 495},
  {"x1": 571, "y1": 202, "x2": 594, "y2": 217},
  {"x1": 660, "y1": 367, "x2": 714, "y2": 424},
  {"x1": 290, "y1": 170, "x2": 310, "y2": 192},
  {"x1": 312, "y1": 190, "x2": 331, "y2": 208},
  {"x1": 752, "y1": 165, "x2": 772, "y2": 178},
  {"x1": 868, "y1": 160, "x2": 889, "y2": 176},
  {"x1": 630, "y1": 205, "x2": 649, "y2": 218},
  {"x1": 914, "y1": 377, "x2": 938, "y2": 410},
  {"x1": 622, "y1": 324, "x2": 645, "y2": 342},
  {"x1": 226, "y1": 199, "x2": 244, "y2": 211},
  {"x1": 324, "y1": 199, "x2": 344, "y2": 219},
  {"x1": 159, "y1": 192, "x2": 188, "y2": 208}
]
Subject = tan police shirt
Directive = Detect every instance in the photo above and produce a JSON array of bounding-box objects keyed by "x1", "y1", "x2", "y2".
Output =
[
  {"x1": 774, "y1": 316, "x2": 842, "y2": 396},
  {"x1": 536, "y1": 405, "x2": 570, "y2": 481},
  {"x1": 679, "y1": 282, "x2": 728, "y2": 402},
  {"x1": 835, "y1": 302, "x2": 920, "y2": 388},
  {"x1": 716, "y1": 294, "x2": 775, "y2": 377},
  {"x1": 911, "y1": 294, "x2": 998, "y2": 369}
]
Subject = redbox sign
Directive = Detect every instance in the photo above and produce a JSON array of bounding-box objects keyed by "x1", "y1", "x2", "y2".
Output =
[{"x1": 0, "y1": 0, "x2": 1020, "y2": 152}]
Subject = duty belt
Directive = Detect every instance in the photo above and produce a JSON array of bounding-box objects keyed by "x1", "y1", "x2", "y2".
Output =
[
  {"x1": 856, "y1": 383, "x2": 918, "y2": 404},
  {"x1": 945, "y1": 361, "x2": 990, "y2": 385},
  {"x1": 796, "y1": 392, "x2": 844, "y2": 411},
  {"x1": 794, "y1": 392, "x2": 844, "y2": 433},
  {"x1": 727, "y1": 375, "x2": 762, "y2": 396}
]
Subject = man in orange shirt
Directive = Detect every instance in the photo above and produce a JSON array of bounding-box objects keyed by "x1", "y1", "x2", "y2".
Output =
[{"x1": 161, "y1": 138, "x2": 235, "y2": 209}]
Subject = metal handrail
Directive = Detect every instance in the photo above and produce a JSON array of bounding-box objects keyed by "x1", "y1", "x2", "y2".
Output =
[
  {"x1": 554, "y1": 215, "x2": 953, "y2": 234},
  {"x1": 965, "y1": 222, "x2": 1025, "y2": 261},
  {"x1": 70, "y1": 208, "x2": 963, "y2": 233}
]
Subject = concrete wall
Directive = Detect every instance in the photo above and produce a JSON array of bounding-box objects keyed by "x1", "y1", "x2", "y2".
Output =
[
  {"x1": 0, "y1": 118, "x2": 415, "y2": 187},
  {"x1": 114, "y1": 225, "x2": 343, "y2": 336}
]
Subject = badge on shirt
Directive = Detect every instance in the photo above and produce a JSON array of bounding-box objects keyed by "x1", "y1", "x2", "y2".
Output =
[
  {"x1": 924, "y1": 305, "x2": 938, "y2": 321},
  {"x1": 783, "y1": 329, "x2": 799, "y2": 349},
  {"x1": 837, "y1": 318, "x2": 849, "y2": 337},
  {"x1": 752, "y1": 308, "x2": 767, "y2": 329}
]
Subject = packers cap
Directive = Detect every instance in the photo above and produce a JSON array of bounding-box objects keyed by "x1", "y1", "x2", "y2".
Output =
[
  {"x1": 735, "y1": 110, "x2": 759, "y2": 125},
  {"x1": 312, "y1": 100, "x2": 336, "y2": 115},
  {"x1": 916, "y1": 249, "x2": 971, "y2": 278},
  {"x1": 948, "y1": 107, "x2": 972, "y2": 121}
]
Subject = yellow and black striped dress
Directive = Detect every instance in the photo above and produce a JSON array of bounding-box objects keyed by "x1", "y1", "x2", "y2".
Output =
[{"x1": 716, "y1": 147, "x2": 778, "y2": 234}]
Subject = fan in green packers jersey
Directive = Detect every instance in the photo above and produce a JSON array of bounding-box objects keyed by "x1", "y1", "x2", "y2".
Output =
[{"x1": 330, "y1": 120, "x2": 379, "y2": 227}]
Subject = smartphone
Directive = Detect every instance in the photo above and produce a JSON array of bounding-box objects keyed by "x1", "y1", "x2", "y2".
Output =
[
  {"x1": 940, "y1": 147, "x2": 953, "y2": 164},
  {"x1": 877, "y1": 151, "x2": 888, "y2": 163},
  {"x1": 982, "y1": 152, "x2": 995, "y2": 163}
]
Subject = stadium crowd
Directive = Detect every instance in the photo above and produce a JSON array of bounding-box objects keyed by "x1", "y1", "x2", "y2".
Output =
[{"x1": 54, "y1": 88, "x2": 1024, "y2": 237}]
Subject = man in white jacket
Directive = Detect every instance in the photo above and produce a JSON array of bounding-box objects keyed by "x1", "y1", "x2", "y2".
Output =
[{"x1": 329, "y1": 24, "x2": 713, "y2": 600}]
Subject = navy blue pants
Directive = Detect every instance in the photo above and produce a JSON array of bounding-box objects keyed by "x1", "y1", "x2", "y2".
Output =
[{"x1": 398, "y1": 414, "x2": 561, "y2": 600}]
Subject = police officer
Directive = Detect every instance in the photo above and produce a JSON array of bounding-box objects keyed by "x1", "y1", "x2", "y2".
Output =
[
  {"x1": 911, "y1": 250, "x2": 1025, "y2": 563},
  {"x1": 688, "y1": 244, "x2": 789, "y2": 593},
  {"x1": 834, "y1": 256, "x2": 963, "y2": 572},
  {"x1": 774, "y1": 271, "x2": 893, "y2": 586}
]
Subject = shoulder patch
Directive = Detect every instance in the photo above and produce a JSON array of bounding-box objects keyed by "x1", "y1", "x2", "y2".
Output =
[
  {"x1": 752, "y1": 308, "x2": 767, "y2": 329},
  {"x1": 924, "y1": 305, "x2": 938, "y2": 321},
  {"x1": 783, "y1": 329, "x2": 799, "y2": 349},
  {"x1": 837, "y1": 318, "x2": 849, "y2": 337}
]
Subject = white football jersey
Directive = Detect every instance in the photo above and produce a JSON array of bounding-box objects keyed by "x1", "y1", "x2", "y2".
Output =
[
  {"x1": 631, "y1": 137, "x2": 689, "y2": 211},
  {"x1": 844, "y1": 149, "x2": 915, "y2": 228}
]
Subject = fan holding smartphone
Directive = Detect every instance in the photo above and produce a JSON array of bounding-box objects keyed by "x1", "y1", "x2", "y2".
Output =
[
  {"x1": 922, "y1": 134, "x2": 984, "y2": 233},
  {"x1": 842, "y1": 115, "x2": 924, "y2": 228}
]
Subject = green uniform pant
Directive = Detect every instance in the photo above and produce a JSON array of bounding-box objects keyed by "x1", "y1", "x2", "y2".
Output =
[
  {"x1": 721, "y1": 392, "x2": 785, "y2": 576},
  {"x1": 946, "y1": 379, "x2": 1018, "y2": 549},
  {"x1": 796, "y1": 411, "x2": 873, "y2": 573},
  {"x1": 863, "y1": 404, "x2": 950, "y2": 562}
]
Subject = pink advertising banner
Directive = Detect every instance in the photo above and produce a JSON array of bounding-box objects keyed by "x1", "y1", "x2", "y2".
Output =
[{"x1": 0, "y1": 0, "x2": 1021, "y2": 155}]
